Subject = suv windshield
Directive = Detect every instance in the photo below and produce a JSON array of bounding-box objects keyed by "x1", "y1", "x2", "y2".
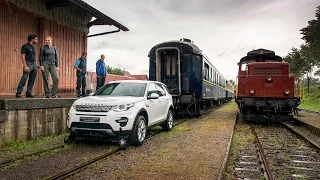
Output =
[{"x1": 94, "y1": 82, "x2": 147, "y2": 97}]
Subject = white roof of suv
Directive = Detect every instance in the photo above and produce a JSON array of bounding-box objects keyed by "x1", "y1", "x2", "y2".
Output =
[{"x1": 108, "y1": 80, "x2": 165, "y2": 85}]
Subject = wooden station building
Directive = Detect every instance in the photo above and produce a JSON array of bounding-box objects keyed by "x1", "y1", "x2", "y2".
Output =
[{"x1": 0, "y1": 0, "x2": 129, "y2": 97}]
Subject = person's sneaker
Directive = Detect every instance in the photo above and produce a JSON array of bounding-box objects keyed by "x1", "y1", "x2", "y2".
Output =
[
  {"x1": 16, "y1": 93, "x2": 21, "y2": 98},
  {"x1": 76, "y1": 94, "x2": 81, "y2": 97},
  {"x1": 26, "y1": 93, "x2": 34, "y2": 98},
  {"x1": 52, "y1": 95, "x2": 60, "y2": 98}
]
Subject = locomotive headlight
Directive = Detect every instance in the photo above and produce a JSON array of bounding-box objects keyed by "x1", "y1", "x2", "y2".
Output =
[
  {"x1": 249, "y1": 89, "x2": 255, "y2": 94},
  {"x1": 267, "y1": 76, "x2": 272, "y2": 82},
  {"x1": 284, "y1": 89, "x2": 290, "y2": 95}
]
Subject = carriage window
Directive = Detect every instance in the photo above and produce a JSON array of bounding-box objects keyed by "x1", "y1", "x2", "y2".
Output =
[
  {"x1": 166, "y1": 56, "x2": 170, "y2": 75},
  {"x1": 172, "y1": 56, "x2": 176, "y2": 75},
  {"x1": 165, "y1": 56, "x2": 177, "y2": 76},
  {"x1": 204, "y1": 63, "x2": 209, "y2": 80},
  {"x1": 216, "y1": 73, "x2": 218, "y2": 84}
]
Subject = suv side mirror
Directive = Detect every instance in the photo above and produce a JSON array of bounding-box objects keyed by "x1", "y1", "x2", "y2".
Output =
[{"x1": 148, "y1": 93, "x2": 159, "y2": 99}]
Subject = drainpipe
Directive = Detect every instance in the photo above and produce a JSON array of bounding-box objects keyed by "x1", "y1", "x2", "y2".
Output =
[{"x1": 87, "y1": 28, "x2": 120, "y2": 38}]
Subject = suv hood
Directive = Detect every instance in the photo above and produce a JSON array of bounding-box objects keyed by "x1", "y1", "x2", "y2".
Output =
[{"x1": 74, "y1": 96, "x2": 146, "y2": 106}]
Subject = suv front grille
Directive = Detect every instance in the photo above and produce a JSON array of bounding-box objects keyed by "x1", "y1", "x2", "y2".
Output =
[
  {"x1": 71, "y1": 122, "x2": 112, "y2": 129},
  {"x1": 75, "y1": 105, "x2": 111, "y2": 112}
]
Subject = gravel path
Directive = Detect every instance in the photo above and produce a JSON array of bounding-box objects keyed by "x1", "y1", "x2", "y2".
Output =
[
  {"x1": 71, "y1": 102, "x2": 238, "y2": 180},
  {"x1": 295, "y1": 111, "x2": 320, "y2": 128}
]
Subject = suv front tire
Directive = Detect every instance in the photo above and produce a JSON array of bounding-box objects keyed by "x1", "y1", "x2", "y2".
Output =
[{"x1": 129, "y1": 115, "x2": 147, "y2": 145}]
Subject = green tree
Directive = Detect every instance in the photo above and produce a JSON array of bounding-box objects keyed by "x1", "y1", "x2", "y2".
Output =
[
  {"x1": 284, "y1": 44, "x2": 317, "y2": 93},
  {"x1": 106, "y1": 65, "x2": 125, "y2": 76},
  {"x1": 283, "y1": 47, "x2": 304, "y2": 79},
  {"x1": 229, "y1": 79, "x2": 235, "y2": 86},
  {"x1": 300, "y1": 6, "x2": 320, "y2": 63}
]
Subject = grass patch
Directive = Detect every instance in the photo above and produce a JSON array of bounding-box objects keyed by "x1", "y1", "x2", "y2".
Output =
[
  {"x1": 0, "y1": 133, "x2": 68, "y2": 162},
  {"x1": 1, "y1": 133, "x2": 67, "y2": 152},
  {"x1": 160, "y1": 123, "x2": 190, "y2": 136},
  {"x1": 299, "y1": 92, "x2": 320, "y2": 111}
]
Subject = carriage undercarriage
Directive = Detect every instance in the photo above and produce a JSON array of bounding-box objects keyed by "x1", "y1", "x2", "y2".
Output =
[{"x1": 172, "y1": 95, "x2": 227, "y2": 117}]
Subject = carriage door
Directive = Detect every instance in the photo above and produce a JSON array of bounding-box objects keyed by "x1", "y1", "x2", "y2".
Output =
[{"x1": 161, "y1": 50, "x2": 180, "y2": 95}]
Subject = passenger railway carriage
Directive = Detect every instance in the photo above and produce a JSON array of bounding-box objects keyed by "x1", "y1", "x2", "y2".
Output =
[{"x1": 148, "y1": 38, "x2": 234, "y2": 116}]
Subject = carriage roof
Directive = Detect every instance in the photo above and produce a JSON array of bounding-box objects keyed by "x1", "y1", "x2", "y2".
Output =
[{"x1": 148, "y1": 39, "x2": 203, "y2": 56}]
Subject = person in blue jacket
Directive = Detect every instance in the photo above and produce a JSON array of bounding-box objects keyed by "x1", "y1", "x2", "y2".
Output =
[
  {"x1": 74, "y1": 52, "x2": 87, "y2": 97},
  {"x1": 95, "y1": 54, "x2": 107, "y2": 91}
]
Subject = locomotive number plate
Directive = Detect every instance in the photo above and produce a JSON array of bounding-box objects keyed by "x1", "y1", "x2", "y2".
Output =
[
  {"x1": 80, "y1": 117, "x2": 100, "y2": 122},
  {"x1": 265, "y1": 83, "x2": 274, "y2": 87}
]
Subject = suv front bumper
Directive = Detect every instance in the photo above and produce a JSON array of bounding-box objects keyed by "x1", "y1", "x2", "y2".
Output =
[{"x1": 67, "y1": 108, "x2": 138, "y2": 140}]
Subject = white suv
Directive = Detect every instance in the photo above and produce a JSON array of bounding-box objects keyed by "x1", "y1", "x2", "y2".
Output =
[{"x1": 67, "y1": 80, "x2": 174, "y2": 146}]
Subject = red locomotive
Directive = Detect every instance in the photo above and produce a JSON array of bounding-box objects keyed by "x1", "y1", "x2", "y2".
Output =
[{"x1": 235, "y1": 49, "x2": 300, "y2": 121}]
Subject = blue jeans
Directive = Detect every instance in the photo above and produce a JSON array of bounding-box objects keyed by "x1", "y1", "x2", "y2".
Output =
[
  {"x1": 16, "y1": 62, "x2": 38, "y2": 95},
  {"x1": 96, "y1": 75, "x2": 106, "y2": 91}
]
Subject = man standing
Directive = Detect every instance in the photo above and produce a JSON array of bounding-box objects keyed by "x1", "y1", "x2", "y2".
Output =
[
  {"x1": 95, "y1": 54, "x2": 107, "y2": 91},
  {"x1": 74, "y1": 52, "x2": 87, "y2": 97},
  {"x1": 16, "y1": 34, "x2": 39, "y2": 98}
]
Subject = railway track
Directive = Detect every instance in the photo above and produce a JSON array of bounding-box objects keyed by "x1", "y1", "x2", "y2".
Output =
[
  {"x1": 257, "y1": 124, "x2": 320, "y2": 179},
  {"x1": 230, "y1": 125, "x2": 272, "y2": 179},
  {"x1": 0, "y1": 145, "x2": 66, "y2": 168},
  {"x1": 224, "y1": 116, "x2": 320, "y2": 179},
  {"x1": 45, "y1": 117, "x2": 191, "y2": 180}
]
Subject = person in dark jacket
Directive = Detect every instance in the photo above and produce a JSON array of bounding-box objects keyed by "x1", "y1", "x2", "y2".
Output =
[
  {"x1": 74, "y1": 52, "x2": 87, "y2": 97},
  {"x1": 39, "y1": 36, "x2": 60, "y2": 98},
  {"x1": 95, "y1": 54, "x2": 107, "y2": 91},
  {"x1": 16, "y1": 34, "x2": 39, "y2": 98}
]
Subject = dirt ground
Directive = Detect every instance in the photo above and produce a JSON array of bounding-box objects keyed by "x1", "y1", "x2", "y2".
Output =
[{"x1": 71, "y1": 102, "x2": 238, "y2": 180}]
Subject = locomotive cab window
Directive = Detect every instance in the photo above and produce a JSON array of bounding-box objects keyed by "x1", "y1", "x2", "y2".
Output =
[{"x1": 240, "y1": 63, "x2": 248, "y2": 71}]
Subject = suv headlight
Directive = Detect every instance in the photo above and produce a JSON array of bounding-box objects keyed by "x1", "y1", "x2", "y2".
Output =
[
  {"x1": 70, "y1": 103, "x2": 76, "y2": 110},
  {"x1": 112, "y1": 103, "x2": 135, "y2": 112}
]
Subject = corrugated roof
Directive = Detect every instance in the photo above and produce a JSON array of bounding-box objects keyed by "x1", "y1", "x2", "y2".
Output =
[{"x1": 65, "y1": 0, "x2": 129, "y2": 31}]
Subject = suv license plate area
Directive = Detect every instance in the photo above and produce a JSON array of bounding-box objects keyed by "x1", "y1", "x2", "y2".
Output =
[{"x1": 80, "y1": 117, "x2": 100, "y2": 122}]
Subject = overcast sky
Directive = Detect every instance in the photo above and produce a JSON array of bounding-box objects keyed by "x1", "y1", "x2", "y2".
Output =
[{"x1": 84, "y1": 0, "x2": 318, "y2": 81}]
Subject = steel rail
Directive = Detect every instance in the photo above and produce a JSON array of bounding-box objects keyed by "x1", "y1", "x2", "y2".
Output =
[{"x1": 251, "y1": 126, "x2": 274, "y2": 180}]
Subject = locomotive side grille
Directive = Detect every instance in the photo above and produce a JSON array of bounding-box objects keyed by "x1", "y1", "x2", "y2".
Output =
[{"x1": 253, "y1": 68, "x2": 282, "y2": 75}]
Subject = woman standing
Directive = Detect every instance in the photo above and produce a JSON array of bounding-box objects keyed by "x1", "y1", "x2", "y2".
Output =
[{"x1": 39, "y1": 36, "x2": 60, "y2": 98}]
